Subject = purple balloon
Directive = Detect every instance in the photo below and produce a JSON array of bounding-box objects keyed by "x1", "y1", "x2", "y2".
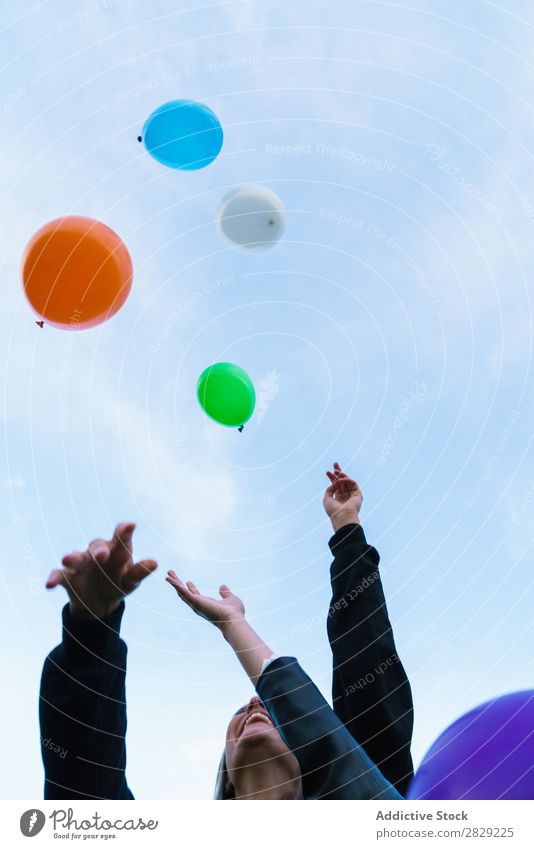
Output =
[{"x1": 408, "y1": 691, "x2": 534, "y2": 800}]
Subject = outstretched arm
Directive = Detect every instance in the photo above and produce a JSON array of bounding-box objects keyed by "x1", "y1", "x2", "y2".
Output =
[
  {"x1": 165, "y1": 573, "x2": 272, "y2": 684},
  {"x1": 323, "y1": 464, "x2": 414, "y2": 796},
  {"x1": 40, "y1": 522, "x2": 157, "y2": 799},
  {"x1": 40, "y1": 601, "x2": 133, "y2": 799}
]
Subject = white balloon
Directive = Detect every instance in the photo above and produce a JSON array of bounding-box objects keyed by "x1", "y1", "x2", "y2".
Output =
[{"x1": 216, "y1": 184, "x2": 286, "y2": 252}]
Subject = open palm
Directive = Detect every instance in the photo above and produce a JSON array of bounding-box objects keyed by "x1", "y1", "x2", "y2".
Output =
[{"x1": 166, "y1": 571, "x2": 245, "y2": 627}]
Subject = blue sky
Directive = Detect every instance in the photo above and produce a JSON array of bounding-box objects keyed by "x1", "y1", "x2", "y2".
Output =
[{"x1": 1, "y1": 0, "x2": 534, "y2": 799}]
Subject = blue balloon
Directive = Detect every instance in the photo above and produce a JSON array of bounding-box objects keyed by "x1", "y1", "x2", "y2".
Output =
[{"x1": 142, "y1": 100, "x2": 223, "y2": 170}]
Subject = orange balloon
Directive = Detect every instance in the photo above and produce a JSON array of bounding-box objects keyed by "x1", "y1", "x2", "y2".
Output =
[{"x1": 21, "y1": 216, "x2": 133, "y2": 330}]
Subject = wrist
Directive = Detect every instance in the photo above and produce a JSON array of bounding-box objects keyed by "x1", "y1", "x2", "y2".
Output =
[
  {"x1": 69, "y1": 598, "x2": 122, "y2": 621},
  {"x1": 219, "y1": 614, "x2": 247, "y2": 641},
  {"x1": 330, "y1": 510, "x2": 360, "y2": 532}
]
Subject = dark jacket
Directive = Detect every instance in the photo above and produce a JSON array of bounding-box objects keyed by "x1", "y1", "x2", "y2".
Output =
[
  {"x1": 327, "y1": 523, "x2": 414, "y2": 795},
  {"x1": 256, "y1": 656, "x2": 401, "y2": 799},
  {"x1": 39, "y1": 602, "x2": 132, "y2": 799}
]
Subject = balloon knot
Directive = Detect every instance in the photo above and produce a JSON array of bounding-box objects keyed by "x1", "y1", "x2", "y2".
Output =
[
  {"x1": 36, "y1": 321, "x2": 44, "y2": 328},
  {"x1": 237, "y1": 425, "x2": 244, "y2": 433},
  {"x1": 137, "y1": 136, "x2": 142, "y2": 143}
]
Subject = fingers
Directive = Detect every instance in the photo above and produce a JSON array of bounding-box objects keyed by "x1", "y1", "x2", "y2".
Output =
[
  {"x1": 333, "y1": 463, "x2": 360, "y2": 491},
  {"x1": 325, "y1": 467, "x2": 344, "y2": 494},
  {"x1": 167, "y1": 573, "x2": 201, "y2": 597},
  {"x1": 134, "y1": 559, "x2": 158, "y2": 579},
  {"x1": 46, "y1": 568, "x2": 65, "y2": 590},
  {"x1": 326, "y1": 478, "x2": 352, "y2": 494},
  {"x1": 123, "y1": 559, "x2": 158, "y2": 594},
  {"x1": 85, "y1": 522, "x2": 135, "y2": 576},
  {"x1": 110, "y1": 522, "x2": 136, "y2": 567},
  {"x1": 88, "y1": 538, "x2": 111, "y2": 564},
  {"x1": 166, "y1": 570, "x2": 190, "y2": 595},
  {"x1": 166, "y1": 571, "x2": 198, "y2": 607},
  {"x1": 46, "y1": 567, "x2": 75, "y2": 590},
  {"x1": 338, "y1": 477, "x2": 357, "y2": 493},
  {"x1": 324, "y1": 474, "x2": 360, "y2": 507},
  {"x1": 326, "y1": 463, "x2": 348, "y2": 482},
  {"x1": 60, "y1": 540, "x2": 109, "y2": 576},
  {"x1": 219, "y1": 584, "x2": 232, "y2": 598},
  {"x1": 61, "y1": 551, "x2": 86, "y2": 568},
  {"x1": 328, "y1": 462, "x2": 358, "y2": 493}
]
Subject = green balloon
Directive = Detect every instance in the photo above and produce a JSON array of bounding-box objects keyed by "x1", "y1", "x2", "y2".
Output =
[{"x1": 197, "y1": 362, "x2": 256, "y2": 427}]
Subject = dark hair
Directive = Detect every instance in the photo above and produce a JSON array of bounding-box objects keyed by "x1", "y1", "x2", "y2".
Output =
[{"x1": 214, "y1": 751, "x2": 235, "y2": 799}]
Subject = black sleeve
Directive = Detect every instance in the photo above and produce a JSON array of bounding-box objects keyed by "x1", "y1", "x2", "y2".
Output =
[
  {"x1": 256, "y1": 656, "x2": 401, "y2": 799},
  {"x1": 39, "y1": 601, "x2": 134, "y2": 800},
  {"x1": 327, "y1": 523, "x2": 414, "y2": 796}
]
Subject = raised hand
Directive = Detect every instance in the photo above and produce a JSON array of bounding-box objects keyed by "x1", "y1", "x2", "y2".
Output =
[
  {"x1": 323, "y1": 462, "x2": 363, "y2": 531},
  {"x1": 166, "y1": 571, "x2": 245, "y2": 628},
  {"x1": 46, "y1": 522, "x2": 157, "y2": 619},
  {"x1": 166, "y1": 572, "x2": 274, "y2": 684}
]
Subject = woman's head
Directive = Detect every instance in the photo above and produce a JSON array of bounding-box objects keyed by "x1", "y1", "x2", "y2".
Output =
[{"x1": 215, "y1": 696, "x2": 303, "y2": 799}]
